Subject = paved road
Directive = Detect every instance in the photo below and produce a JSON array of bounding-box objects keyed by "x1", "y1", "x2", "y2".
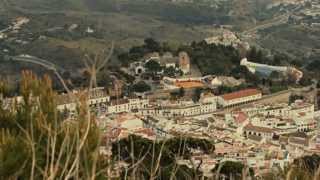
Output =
[
  {"x1": 241, "y1": 14, "x2": 289, "y2": 35},
  {"x1": 9, "y1": 55, "x2": 65, "y2": 72},
  {"x1": 240, "y1": 6, "x2": 303, "y2": 36},
  {"x1": 0, "y1": 27, "x2": 10, "y2": 34},
  {"x1": 5, "y1": 55, "x2": 71, "y2": 92}
]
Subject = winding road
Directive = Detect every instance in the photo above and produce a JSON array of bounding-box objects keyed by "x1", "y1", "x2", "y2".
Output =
[
  {"x1": 240, "y1": 6, "x2": 303, "y2": 36},
  {"x1": 4, "y1": 55, "x2": 70, "y2": 92}
]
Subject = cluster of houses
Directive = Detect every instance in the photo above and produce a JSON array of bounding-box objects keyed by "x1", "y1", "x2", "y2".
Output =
[
  {"x1": 1, "y1": 85, "x2": 262, "y2": 121},
  {"x1": 138, "y1": 92, "x2": 217, "y2": 117},
  {"x1": 95, "y1": 94, "x2": 319, "y2": 178},
  {"x1": 0, "y1": 17, "x2": 30, "y2": 40},
  {"x1": 51, "y1": 87, "x2": 265, "y2": 118},
  {"x1": 205, "y1": 30, "x2": 250, "y2": 50},
  {"x1": 2, "y1": 82, "x2": 319, "y2": 178},
  {"x1": 234, "y1": 100, "x2": 317, "y2": 134},
  {"x1": 129, "y1": 51, "x2": 191, "y2": 76},
  {"x1": 288, "y1": 0, "x2": 320, "y2": 27}
]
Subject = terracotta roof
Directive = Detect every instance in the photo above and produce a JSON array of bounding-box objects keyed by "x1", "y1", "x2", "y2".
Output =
[
  {"x1": 299, "y1": 112, "x2": 306, "y2": 116},
  {"x1": 134, "y1": 128, "x2": 156, "y2": 137},
  {"x1": 221, "y1": 89, "x2": 261, "y2": 101},
  {"x1": 234, "y1": 112, "x2": 248, "y2": 124},
  {"x1": 244, "y1": 124, "x2": 274, "y2": 133},
  {"x1": 175, "y1": 80, "x2": 204, "y2": 88}
]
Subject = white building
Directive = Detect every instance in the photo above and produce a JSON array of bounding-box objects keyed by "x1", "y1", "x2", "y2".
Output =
[
  {"x1": 243, "y1": 123, "x2": 275, "y2": 140},
  {"x1": 57, "y1": 87, "x2": 110, "y2": 114},
  {"x1": 249, "y1": 115, "x2": 297, "y2": 135},
  {"x1": 240, "y1": 58, "x2": 303, "y2": 82},
  {"x1": 289, "y1": 100, "x2": 316, "y2": 131},
  {"x1": 12, "y1": 17, "x2": 30, "y2": 30},
  {"x1": 139, "y1": 95, "x2": 217, "y2": 118},
  {"x1": 218, "y1": 89, "x2": 262, "y2": 107},
  {"x1": 210, "y1": 76, "x2": 243, "y2": 87},
  {"x1": 0, "y1": 33, "x2": 7, "y2": 39},
  {"x1": 205, "y1": 30, "x2": 241, "y2": 47},
  {"x1": 107, "y1": 98, "x2": 149, "y2": 114},
  {"x1": 240, "y1": 100, "x2": 316, "y2": 132},
  {"x1": 130, "y1": 62, "x2": 146, "y2": 75},
  {"x1": 86, "y1": 27, "x2": 94, "y2": 33}
]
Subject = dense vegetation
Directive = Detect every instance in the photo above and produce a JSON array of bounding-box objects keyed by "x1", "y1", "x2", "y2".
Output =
[
  {"x1": 131, "y1": 81, "x2": 151, "y2": 93},
  {"x1": 262, "y1": 154, "x2": 320, "y2": 180},
  {"x1": 0, "y1": 71, "x2": 106, "y2": 179},
  {"x1": 112, "y1": 135, "x2": 215, "y2": 179},
  {"x1": 119, "y1": 38, "x2": 313, "y2": 95}
]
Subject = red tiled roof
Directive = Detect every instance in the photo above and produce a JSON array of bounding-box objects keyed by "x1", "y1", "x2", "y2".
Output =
[
  {"x1": 299, "y1": 112, "x2": 306, "y2": 116},
  {"x1": 244, "y1": 123, "x2": 274, "y2": 133},
  {"x1": 221, "y1": 89, "x2": 261, "y2": 101},
  {"x1": 234, "y1": 112, "x2": 248, "y2": 124},
  {"x1": 175, "y1": 81, "x2": 204, "y2": 88},
  {"x1": 134, "y1": 128, "x2": 156, "y2": 137}
]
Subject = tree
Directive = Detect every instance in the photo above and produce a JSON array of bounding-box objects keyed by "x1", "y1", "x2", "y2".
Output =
[
  {"x1": 0, "y1": 71, "x2": 107, "y2": 179},
  {"x1": 193, "y1": 88, "x2": 202, "y2": 102},
  {"x1": 178, "y1": 87, "x2": 185, "y2": 97},
  {"x1": 230, "y1": 66, "x2": 251, "y2": 79},
  {"x1": 144, "y1": 38, "x2": 160, "y2": 52},
  {"x1": 214, "y1": 161, "x2": 254, "y2": 180},
  {"x1": 307, "y1": 60, "x2": 320, "y2": 72},
  {"x1": 299, "y1": 74, "x2": 313, "y2": 86},
  {"x1": 131, "y1": 81, "x2": 151, "y2": 93},
  {"x1": 145, "y1": 60, "x2": 162, "y2": 74},
  {"x1": 247, "y1": 47, "x2": 264, "y2": 63},
  {"x1": 289, "y1": 94, "x2": 304, "y2": 104},
  {"x1": 163, "y1": 66, "x2": 176, "y2": 77},
  {"x1": 112, "y1": 135, "x2": 214, "y2": 179}
]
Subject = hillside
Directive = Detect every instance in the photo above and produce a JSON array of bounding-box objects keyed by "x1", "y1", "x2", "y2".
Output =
[{"x1": 0, "y1": 0, "x2": 320, "y2": 82}]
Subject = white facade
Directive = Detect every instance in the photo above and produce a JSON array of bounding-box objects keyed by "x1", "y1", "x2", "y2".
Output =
[
  {"x1": 139, "y1": 102, "x2": 216, "y2": 118},
  {"x1": 250, "y1": 116, "x2": 297, "y2": 135},
  {"x1": 240, "y1": 101, "x2": 316, "y2": 132},
  {"x1": 243, "y1": 124, "x2": 274, "y2": 140},
  {"x1": 57, "y1": 102, "x2": 77, "y2": 113},
  {"x1": 211, "y1": 77, "x2": 223, "y2": 86},
  {"x1": 107, "y1": 98, "x2": 149, "y2": 114},
  {"x1": 218, "y1": 89, "x2": 262, "y2": 107},
  {"x1": 56, "y1": 87, "x2": 110, "y2": 114},
  {"x1": 240, "y1": 58, "x2": 288, "y2": 74},
  {"x1": 0, "y1": 33, "x2": 7, "y2": 39}
]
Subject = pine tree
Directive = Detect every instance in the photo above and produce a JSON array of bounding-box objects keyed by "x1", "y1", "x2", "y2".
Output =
[{"x1": 0, "y1": 71, "x2": 108, "y2": 179}]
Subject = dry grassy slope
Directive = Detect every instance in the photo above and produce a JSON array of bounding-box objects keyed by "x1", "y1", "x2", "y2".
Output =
[{"x1": 47, "y1": 37, "x2": 109, "y2": 54}]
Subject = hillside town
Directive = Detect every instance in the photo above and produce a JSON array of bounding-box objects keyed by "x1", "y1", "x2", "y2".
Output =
[
  {"x1": 2, "y1": 40, "x2": 319, "y2": 178},
  {"x1": 1, "y1": 0, "x2": 320, "y2": 179}
]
